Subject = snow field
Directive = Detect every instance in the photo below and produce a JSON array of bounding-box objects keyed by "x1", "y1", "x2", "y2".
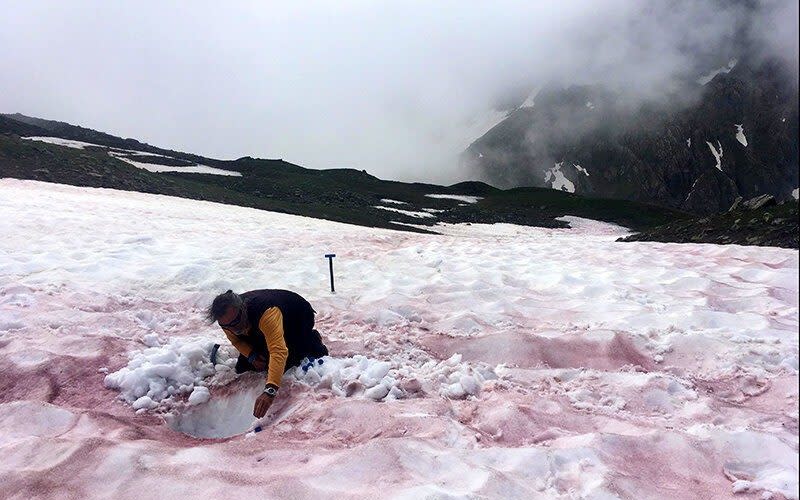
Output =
[{"x1": 0, "y1": 179, "x2": 797, "y2": 499}]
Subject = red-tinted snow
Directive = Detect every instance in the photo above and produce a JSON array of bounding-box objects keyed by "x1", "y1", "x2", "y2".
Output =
[{"x1": 0, "y1": 180, "x2": 797, "y2": 499}]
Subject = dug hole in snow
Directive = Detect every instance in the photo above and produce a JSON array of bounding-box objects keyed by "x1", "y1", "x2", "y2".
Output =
[{"x1": 105, "y1": 335, "x2": 499, "y2": 439}]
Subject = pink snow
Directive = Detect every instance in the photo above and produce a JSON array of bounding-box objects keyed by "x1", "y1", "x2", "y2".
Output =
[{"x1": 0, "y1": 180, "x2": 797, "y2": 499}]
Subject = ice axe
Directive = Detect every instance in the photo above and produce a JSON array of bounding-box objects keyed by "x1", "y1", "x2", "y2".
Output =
[{"x1": 325, "y1": 253, "x2": 336, "y2": 293}]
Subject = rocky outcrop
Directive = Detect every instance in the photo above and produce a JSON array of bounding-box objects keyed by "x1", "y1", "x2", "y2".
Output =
[
  {"x1": 619, "y1": 198, "x2": 798, "y2": 249},
  {"x1": 463, "y1": 58, "x2": 798, "y2": 215}
]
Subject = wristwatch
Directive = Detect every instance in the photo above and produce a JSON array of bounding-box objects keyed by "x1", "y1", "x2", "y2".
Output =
[{"x1": 263, "y1": 385, "x2": 278, "y2": 397}]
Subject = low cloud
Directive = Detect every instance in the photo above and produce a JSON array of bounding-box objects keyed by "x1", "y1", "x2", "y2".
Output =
[{"x1": 0, "y1": 1, "x2": 796, "y2": 183}]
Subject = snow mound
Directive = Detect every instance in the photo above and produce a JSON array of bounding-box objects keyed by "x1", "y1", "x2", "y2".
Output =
[
  {"x1": 289, "y1": 354, "x2": 498, "y2": 401},
  {"x1": 104, "y1": 337, "x2": 235, "y2": 409}
]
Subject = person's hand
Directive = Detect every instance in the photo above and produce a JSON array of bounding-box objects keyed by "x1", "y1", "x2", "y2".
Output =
[
  {"x1": 251, "y1": 354, "x2": 267, "y2": 371},
  {"x1": 253, "y1": 392, "x2": 274, "y2": 418}
]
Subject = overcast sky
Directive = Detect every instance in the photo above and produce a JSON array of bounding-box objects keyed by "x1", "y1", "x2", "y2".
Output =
[{"x1": 1, "y1": 1, "x2": 797, "y2": 183}]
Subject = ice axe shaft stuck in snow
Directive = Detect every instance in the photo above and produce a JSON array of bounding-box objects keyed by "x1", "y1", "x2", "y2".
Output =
[
  {"x1": 210, "y1": 343, "x2": 220, "y2": 364},
  {"x1": 325, "y1": 254, "x2": 336, "y2": 293}
]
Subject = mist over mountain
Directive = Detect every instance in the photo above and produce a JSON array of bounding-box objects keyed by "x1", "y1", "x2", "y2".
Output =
[
  {"x1": 1, "y1": 1, "x2": 796, "y2": 185},
  {"x1": 462, "y1": 1, "x2": 799, "y2": 214}
]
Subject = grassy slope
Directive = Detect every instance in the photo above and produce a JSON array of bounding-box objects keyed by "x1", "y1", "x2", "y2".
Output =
[{"x1": 1, "y1": 115, "x2": 688, "y2": 234}]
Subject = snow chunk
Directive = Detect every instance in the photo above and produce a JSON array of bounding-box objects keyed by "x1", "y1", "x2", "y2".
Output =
[
  {"x1": 424, "y1": 194, "x2": 483, "y2": 204},
  {"x1": 686, "y1": 138, "x2": 692, "y2": 148},
  {"x1": 104, "y1": 337, "x2": 217, "y2": 407},
  {"x1": 793, "y1": 188, "x2": 799, "y2": 200},
  {"x1": 706, "y1": 140, "x2": 723, "y2": 171},
  {"x1": 735, "y1": 124, "x2": 748, "y2": 147},
  {"x1": 187, "y1": 386, "x2": 210, "y2": 406},
  {"x1": 380, "y1": 199, "x2": 407, "y2": 205},
  {"x1": 574, "y1": 164, "x2": 590, "y2": 177},
  {"x1": 142, "y1": 333, "x2": 161, "y2": 347},
  {"x1": 289, "y1": 355, "x2": 497, "y2": 401},
  {"x1": 585, "y1": 101, "x2": 595, "y2": 110},
  {"x1": 132, "y1": 396, "x2": 158, "y2": 410}
]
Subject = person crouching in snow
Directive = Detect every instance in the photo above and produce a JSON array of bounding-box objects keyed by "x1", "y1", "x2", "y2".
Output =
[{"x1": 207, "y1": 289, "x2": 329, "y2": 418}]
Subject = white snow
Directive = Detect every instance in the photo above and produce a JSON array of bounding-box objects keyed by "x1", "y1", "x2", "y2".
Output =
[
  {"x1": 23, "y1": 135, "x2": 241, "y2": 177},
  {"x1": 108, "y1": 152, "x2": 241, "y2": 177},
  {"x1": 464, "y1": 109, "x2": 510, "y2": 147},
  {"x1": 187, "y1": 386, "x2": 210, "y2": 406},
  {"x1": 373, "y1": 206, "x2": 436, "y2": 218},
  {"x1": 544, "y1": 162, "x2": 576, "y2": 193},
  {"x1": 686, "y1": 138, "x2": 692, "y2": 147},
  {"x1": 519, "y1": 86, "x2": 541, "y2": 108},
  {"x1": 103, "y1": 337, "x2": 218, "y2": 405},
  {"x1": 24, "y1": 136, "x2": 164, "y2": 157},
  {"x1": 424, "y1": 194, "x2": 483, "y2": 203},
  {"x1": 707, "y1": 140, "x2": 724, "y2": 171},
  {"x1": 793, "y1": 188, "x2": 799, "y2": 200},
  {"x1": 574, "y1": 164, "x2": 590, "y2": 177},
  {"x1": 735, "y1": 124, "x2": 748, "y2": 147},
  {"x1": 0, "y1": 179, "x2": 797, "y2": 499},
  {"x1": 379, "y1": 199, "x2": 407, "y2": 205},
  {"x1": 420, "y1": 207, "x2": 446, "y2": 214},
  {"x1": 288, "y1": 353, "x2": 496, "y2": 402},
  {"x1": 22, "y1": 136, "x2": 106, "y2": 149},
  {"x1": 585, "y1": 101, "x2": 595, "y2": 110},
  {"x1": 697, "y1": 58, "x2": 738, "y2": 85}
]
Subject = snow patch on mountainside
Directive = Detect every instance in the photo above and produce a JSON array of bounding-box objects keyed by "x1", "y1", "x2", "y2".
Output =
[
  {"x1": 697, "y1": 58, "x2": 738, "y2": 85},
  {"x1": 520, "y1": 87, "x2": 542, "y2": 108},
  {"x1": 108, "y1": 152, "x2": 241, "y2": 177},
  {"x1": 735, "y1": 124, "x2": 748, "y2": 147},
  {"x1": 373, "y1": 206, "x2": 436, "y2": 218},
  {"x1": 23, "y1": 136, "x2": 108, "y2": 149},
  {"x1": 544, "y1": 162, "x2": 576, "y2": 193},
  {"x1": 23, "y1": 135, "x2": 241, "y2": 176},
  {"x1": 707, "y1": 140, "x2": 724, "y2": 171},
  {"x1": 425, "y1": 194, "x2": 483, "y2": 203}
]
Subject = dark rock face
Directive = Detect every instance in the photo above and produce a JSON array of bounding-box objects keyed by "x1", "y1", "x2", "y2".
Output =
[
  {"x1": 619, "y1": 199, "x2": 799, "y2": 249},
  {"x1": 463, "y1": 58, "x2": 799, "y2": 215}
]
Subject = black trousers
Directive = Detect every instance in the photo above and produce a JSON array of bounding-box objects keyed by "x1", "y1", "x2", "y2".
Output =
[{"x1": 234, "y1": 328, "x2": 329, "y2": 374}]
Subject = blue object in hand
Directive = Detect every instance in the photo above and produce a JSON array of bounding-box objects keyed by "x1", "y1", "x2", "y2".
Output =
[{"x1": 301, "y1": 357, "x2": 317, "y2": 372}]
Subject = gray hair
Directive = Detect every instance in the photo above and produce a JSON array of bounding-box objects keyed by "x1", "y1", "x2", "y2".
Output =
[{"x1": 206, "y1": 289, "x2": 243, "y2": 323}]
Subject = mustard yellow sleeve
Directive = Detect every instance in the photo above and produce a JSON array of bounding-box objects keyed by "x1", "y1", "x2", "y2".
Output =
[
  {"x1": 223, "y1": 328, "x2": 253, "y2": 358},
  {"x1": 259, "y1": 307, "x2": 288, "y2": 388}
]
